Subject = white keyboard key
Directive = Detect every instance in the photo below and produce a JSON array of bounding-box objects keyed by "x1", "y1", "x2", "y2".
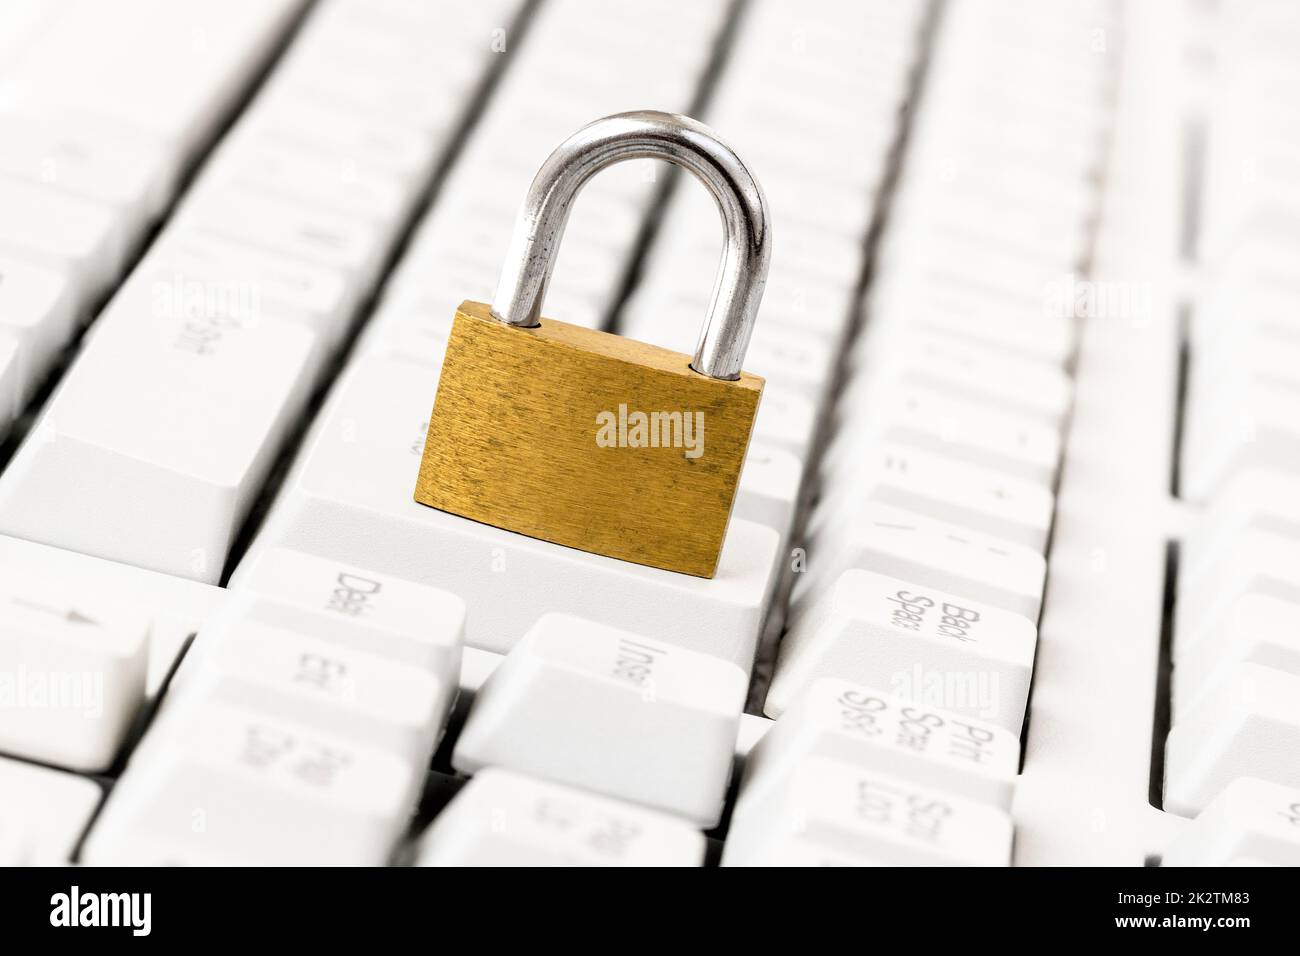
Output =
[
  {"x1": 1163, "y1": 777, "x2": 1300, "y2": 867},
  {"x1": 739, "y1": 285, "x2": 851, "y2": 338},
  {"x1": 270, "y1": 52, "x2": 471, "y2": 138},
  {"x1": 0, "y1": 756, "x2": 103, "y2": 864},
  {"x1": 0, "y1": 534, "x2": 223, "y2": 696},
  {"x1": 746, "y1": 678, "x2": 1018, "y2": 809},
  {"x1": 825, "y1": 444, "x2": 1055, "y2": 551},
  {"x1": 769, "y1": 569, "x2": 1035, "y2": 729},
  {"x1": 0, "y1": 314, "x2": 322, "y2": 582},
  {"x1": 0, "y1": 253, "x2": 77, "y2": 403},
  {"x1": 176, "y1": 187, "x2": 388, "y2": 285},
  {"x1": 854, "y1": 331, "x2": 1073, "y2": 429},
  {"x1": 203, "y1": 133, "x2": 412, "y2": 226},
  {"x1": 0, "y1": 0, "x2": 305, "y2": 312},
  {"x1": 1165, "y1": 663, "x2": 1300, "y2": 817},
  {"x1": 83, "y1": 702, "x2": 418, "y2": 866},
  {"x1": 173, "y1": 617, "x2": 450, "y2": 766},
  {"x1": 1189, "y1": 307, "x2": 1300, "y2": 394},
  {"x1": 453, "y1": 614, "x2": 746, "y2": 826},
  {"x1": 735, "y1": 442, "x2": 803, "y2": 539},
  {"x1": 1174, "y1": 530, "x2": 1300, "y2": 658},
  {"x1": 227, "y1": 546, "x2": 464, "y2": 678},
  {"x1": 1205, "y1": 242, "x2": 1300, "y2": 347},
  {"x1": 0, "y1": 177, "x2": 124, "y2": 300},
  {"x1": 415, "y1": 768, "x2": 704, "y2": 868},
  {"x1": 888, "y1": 199, "x2": 1084, "y2": 276},
  {"x1": 722, "y1": 757, "x2": 1013, "y2": 866},
  {"x1": 237, "y1": 90, "x2": 435, "y2": 183},
  {"x1": 1, "y1": 0, "x2": 302, "y2": 161},
  {"x1": 0, "y1": 579, "x2": 150, "y2": 771},
  {"x1": 1184, "y1": 468, "x2": 1300, "y2": 575},
  {"x1": 0, "y1": 114, "x2": 165, "y2": 229},
  {"x1": 102, "y1": 268, "x2": 264, "y2": 347},
  {"x1": 361, "y1": 291, "x2": 471, "y2": 369},
  {"x1": 751, "y1": 386, "x2": 818, "y2": 460},
  {"x1": 740, "y1": 326, "x2": 837, "y2": 396},
  {"x1": 1173, "y1": 594, "x2": 1300, "y2": 717},
  {"x1": 880, "y1": 288, "x2": 1076, "y2": 366},
  {"x1": 804, "y1": 502, "x2": 1047, "y2": 622},
  {"x1": 831, "y1": 385, "x2": 1060, "y2": 485},
  {"x1": 250, "y1": 357, "x2": 780, "y2": 670},
  {"x1": 1181, "y1": 379, "x2": 1300, "y2": 502},
  {"x1": 290, "y1": 0, "x2": 512, "y2": 70},
  {"x1": 139, "y1": 231, "x2": 358, "y2": 345}
]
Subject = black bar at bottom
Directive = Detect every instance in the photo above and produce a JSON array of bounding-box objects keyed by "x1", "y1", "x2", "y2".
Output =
[{"x1": 0, "y1": 865, "x2": 1279, "y2": 941}]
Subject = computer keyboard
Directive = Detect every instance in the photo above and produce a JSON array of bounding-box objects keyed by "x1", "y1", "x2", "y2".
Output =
[{"x1": 1, "y1": 0, "x2": 1298, "y2": 869}]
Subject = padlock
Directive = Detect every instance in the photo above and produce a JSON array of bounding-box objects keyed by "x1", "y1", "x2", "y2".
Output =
[{"x1": 414, "y1": 111, "x2": 770, "y2": 578}]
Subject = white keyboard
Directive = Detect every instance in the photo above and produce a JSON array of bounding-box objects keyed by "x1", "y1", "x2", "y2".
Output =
[{"x1": 1, "y1": 0, "x2": 1298, "y2": 868}]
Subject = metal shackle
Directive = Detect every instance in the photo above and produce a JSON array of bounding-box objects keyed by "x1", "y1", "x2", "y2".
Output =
[{"x1": 490, "y1": 110, "x2": 771, "y2": 381}]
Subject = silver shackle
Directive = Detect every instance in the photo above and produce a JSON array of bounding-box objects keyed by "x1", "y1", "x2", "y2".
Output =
[{"x1": 490, "y1": 111, "x2": 771, "y2": 381}]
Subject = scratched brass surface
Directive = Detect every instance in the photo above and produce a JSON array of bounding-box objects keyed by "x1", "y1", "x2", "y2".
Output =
[{"x1": 414, "y1": 301, "x2": 763, "y2": 577}]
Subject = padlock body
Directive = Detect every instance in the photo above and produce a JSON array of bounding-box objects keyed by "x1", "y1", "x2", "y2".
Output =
[{"x1": 415, "y1": 300, "x2": 763, "y2": 578}]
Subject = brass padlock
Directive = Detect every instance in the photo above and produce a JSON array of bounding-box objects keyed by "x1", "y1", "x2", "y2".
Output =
[{"x1": 414, "y1": 111, "x2": 771, "y2": 578}]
